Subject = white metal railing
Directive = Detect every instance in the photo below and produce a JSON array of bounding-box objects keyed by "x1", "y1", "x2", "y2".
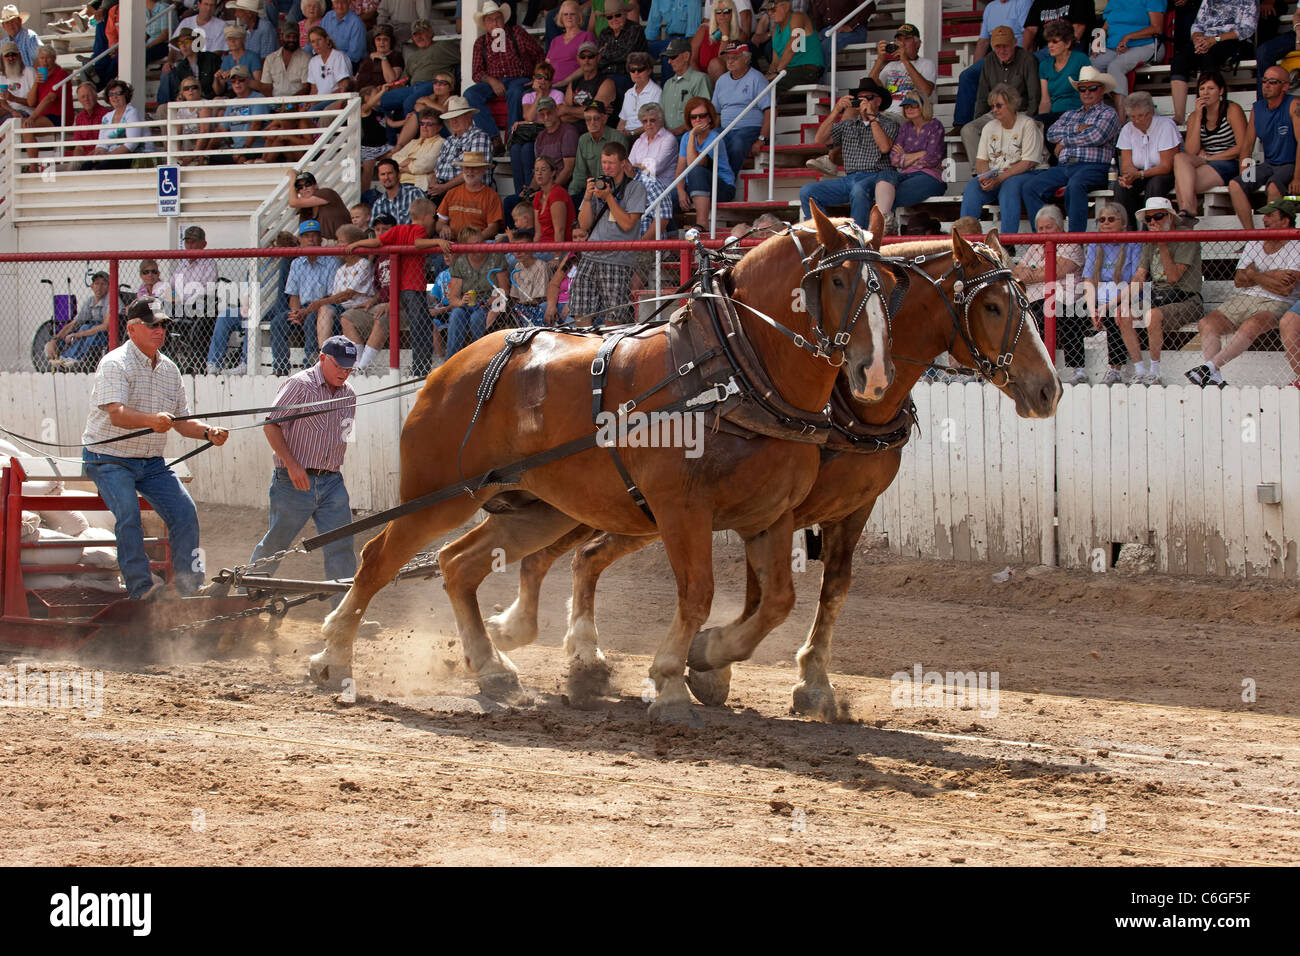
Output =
[
  {"x1": 823, "y1": 0, "x2": 877, "y2": 103},
  {"x1": 47, "y1": 2, "x2": 175, "y2": 148},
  {"x1": 8, "y1": 93, "x2": 355, "y2": 176},
  {"x1": 651, "y1": 70, "x2": 785, "y2": 305},
  {"x1": 0, "y1": 122, "x2": 10, "y2": 229},
  {"x1": 245, "y1": 94, "x2": 363, "y2": 373}
]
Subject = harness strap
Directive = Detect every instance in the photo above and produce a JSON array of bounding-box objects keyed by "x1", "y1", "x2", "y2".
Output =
[
  {"x1": 458, "y1": 326, "x2": 550, "y2": 481},
  {"x1": 590, "y1": 327, "x2": 654, "y2": 522}
]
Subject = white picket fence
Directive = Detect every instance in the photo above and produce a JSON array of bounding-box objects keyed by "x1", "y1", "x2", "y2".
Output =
[{"x1": 2, "y1": 373, "x2": 1298, "y2": 579}]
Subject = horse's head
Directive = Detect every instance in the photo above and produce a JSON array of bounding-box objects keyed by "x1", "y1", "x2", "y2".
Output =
[
  {"x1": 799, "y1": 203, "x2": 894, "y2": 402},
  {"x1": 946, "y1": 229, "x2": 1061, "y2": 419}
]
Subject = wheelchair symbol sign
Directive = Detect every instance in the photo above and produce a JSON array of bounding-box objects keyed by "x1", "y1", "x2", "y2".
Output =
[{"x1": 158, "y1": 165, "x2": 180, "y2": 217}]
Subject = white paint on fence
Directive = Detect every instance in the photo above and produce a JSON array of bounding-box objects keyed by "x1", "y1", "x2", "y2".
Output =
[{"x1": 2, "y1": 375, "x2": 1297, "y2": 579}]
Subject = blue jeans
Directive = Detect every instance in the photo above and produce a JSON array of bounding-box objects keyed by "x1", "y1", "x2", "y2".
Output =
[
  {"x1": 954, "y1": 57, "x2": 984, "y2": 127},
  {"x1": 960, "y1": 172, "x2": 1032, "y2": 226},
  {"x1": 893, "y1": 171, "x2": 947, "y2": 209},
  {"x1": 447, "y1": 305, "x2": 487, "y2": 356},
  {"x1": 820, "y1": 26, "x2": 868, "y2": 83},
  {"x1": 723, "y1": 124, "x2": 763, "y2": 177},
  {"x1": 510, "y1": 139, "x2": 536, "y2": 194},
  {"x1": 59, "y1": 329, "x2": 107, "y2": 361},
  {"x1": 464, "y1": 76, "x2": 530, "y2": 139},
  {"x1": 1257, "y1": 34, "x2": 1295, "y2": 95},
  {"x1": 685, "y1": 163, "x2": 735, "y2": 200},
  {"x1": 206, "y1": 310, "x2": 247, "y2": 369},
  {"x1": 271, "y1": 308, "x2": 320, "y2": 372},
  {"x1": 799, "y1": 168, "x2": 899, "y2": 226},
  {"x1": 403, "y1": 289, "x2": 442, "y2": 378},
  {"x1": 249, "y1": 469, "x2": 356, "y2": 607},
  {"x1": 82, "y1": 449, "x2": 202, "y2": 599},
  {"x1": 1017, "y1": 160, "x2": 1110, "y2": 234},
  {"x1": 380, "y1": 81, "x2": 433, "y2": 119}
]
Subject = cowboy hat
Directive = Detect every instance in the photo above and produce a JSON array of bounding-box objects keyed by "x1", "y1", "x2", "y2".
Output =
[
  {"x1": 473, "y1": 1, "x2": 511, "y2": 27},
  {"x1": 232, "y1": 0, "x2": 264, "y2": 12},
  {"x1": 854, "y1": 76, "x2": 893, "y2": 111},
  {"x1": 1069, "y1": 65, "x2": 1117, "y2": 94},
  {"x1": 0, "y1": 5, "x2": 30, "y2": 25},
  {"x1": 438, "y1": 95, "x2": 477, "y2": 119}
]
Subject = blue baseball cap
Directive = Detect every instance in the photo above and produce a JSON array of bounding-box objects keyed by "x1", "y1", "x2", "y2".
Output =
[
  {"x1": 320, "y1": 335, "x2": 357, "y2": 368},
  {"x1": 299, "y1": 219, "x2": 322, "y2": 236}
]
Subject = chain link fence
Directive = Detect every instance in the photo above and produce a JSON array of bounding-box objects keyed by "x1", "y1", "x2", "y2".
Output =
[
  {"x1": 0, "y1": 242, "x2": 689, "y2": 377},
  {"x1": 1001, "y1": 230, "x2": 1300, "y2": 389}
]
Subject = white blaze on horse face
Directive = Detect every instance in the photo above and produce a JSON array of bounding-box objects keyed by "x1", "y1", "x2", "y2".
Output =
[{"x1": 862, "y1": 292, "x2": 891, "y2": 396}]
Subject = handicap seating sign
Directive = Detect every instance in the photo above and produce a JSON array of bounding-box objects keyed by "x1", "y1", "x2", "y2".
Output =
[{"x1": 157, "y1": 165, "x2": 180, "y2": 217}]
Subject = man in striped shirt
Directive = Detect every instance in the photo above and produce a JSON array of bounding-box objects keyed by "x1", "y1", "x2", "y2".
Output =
[
  {"x1": 82, "y1": 297, "x2": 230, "y2": 601},
  {"x1": 247, "y1": 336, "x2": 359, "y2": 604}
]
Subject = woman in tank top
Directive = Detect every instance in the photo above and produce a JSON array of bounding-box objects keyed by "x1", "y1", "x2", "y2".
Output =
[{"x1": 1173, "y1": 71, "x2": 1247, "y2": 223}]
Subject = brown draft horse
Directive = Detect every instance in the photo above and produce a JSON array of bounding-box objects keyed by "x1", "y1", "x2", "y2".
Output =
[
  {"x1": 310, "y1": 205, "x2": 897, "y2": 723},
  {"x1": 452, "y1": 213, "x2": 1063, "y2": 718}
]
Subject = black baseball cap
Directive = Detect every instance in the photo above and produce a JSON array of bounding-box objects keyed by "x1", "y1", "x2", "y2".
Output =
[
  {"x1": 295, "y1": 171, "x2": 317, "y2": 188},
  {"x1": 127, "y1": 296, "x2": 170, "y2": 326}
]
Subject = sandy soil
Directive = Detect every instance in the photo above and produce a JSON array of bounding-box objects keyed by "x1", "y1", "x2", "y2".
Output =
[{"x1": 2, "y1": 504, "x2": 1298, "y2": 866}]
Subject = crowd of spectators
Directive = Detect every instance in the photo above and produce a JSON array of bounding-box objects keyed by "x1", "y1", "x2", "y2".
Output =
[{"x1": 17, "y1": 2, "x2": 1300, "y2": 387}]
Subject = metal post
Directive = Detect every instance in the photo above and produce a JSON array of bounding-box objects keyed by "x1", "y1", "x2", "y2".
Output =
[
  {"x1": 1043, "y1": 238, "x2": 1057, "y2": 359},
  {"x1": 767, "y1": 81, "x2": 776, "y2": 201},
  {"x1": 107, "y1": 258, "x2": 119, "y2": 350}
]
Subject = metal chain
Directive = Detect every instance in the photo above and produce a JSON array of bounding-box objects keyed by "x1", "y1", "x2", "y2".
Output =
[{"x1": 212, "y1": 545, "x2": 308, "y2": 586}]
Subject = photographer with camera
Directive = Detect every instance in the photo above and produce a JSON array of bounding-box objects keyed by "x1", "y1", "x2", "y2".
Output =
[
  {"x1": 867, "y1": 23, "x2": 935, "y2": 117},
  {"x1": 798, "y1": 77, "x2": 899, "y2": 229},
  {"x1": 572, "y1": 140, "x2": 648, "y2": 327}
]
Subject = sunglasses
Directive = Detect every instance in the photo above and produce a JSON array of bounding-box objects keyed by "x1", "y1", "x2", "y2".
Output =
[
  {"x1": 1145, "y1": 211, "x2": 1168, "y2": 222},
  {"x1": 138, "y1": 320, "x2": 172, "y2": 331},
  {"x1": 419, "y1": 120, "x2": 437, "y2": 126},
  {"x1": 578, "y1": 52, "x2": 596, "y2": 59},
  {"x1": 2, "y1": 53, "x2": 18, "y2": 59},
  {"x1": 608, "y1": 12, "x2": 624, "y2": 18},
  {"x1": 1076, "y1": 85, "x2": 1103, "y2": 93},
  {"x1": 1096, "y1": 215, "x2": 1121, "y2": 223},
  {"x1": 433, "y1": 78, "x2": 452, "y2": 85},
  {"x1": 629, "y1": 66, "x2": 647, "y2": 74},
  {"x1": 690, "y1": 112, "x2": 710, "y2": 120},
  {"x1": 533, "y1": 74, "x2": 548, "y2": 80},
  {"x1": 182, "y1": 84, "x2": 200, "y2": 91}
]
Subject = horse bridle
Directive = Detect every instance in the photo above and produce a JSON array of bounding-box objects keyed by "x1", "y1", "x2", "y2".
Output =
[{"x1": 873, "y1": 242, "x2": 1032, "y2": 388}]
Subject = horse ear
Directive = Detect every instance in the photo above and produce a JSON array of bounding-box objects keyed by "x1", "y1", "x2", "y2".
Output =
[
  {"x1": 983, "y1": 229, "x2": 1011, "y2": 266},
  {"x1": 952, "y1": 226, "x2": 980, "y2": 267},
  {"x1": 809, "y1": 201, "x2": 845, "y2": 250},
  {"x1": 868, "y1": 206, "x2": 884, "y2": 250}
]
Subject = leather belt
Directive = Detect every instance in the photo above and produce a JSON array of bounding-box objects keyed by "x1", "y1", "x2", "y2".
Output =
[{"x1": 305, "y1": 468, "x2": 338, "y2": 476}]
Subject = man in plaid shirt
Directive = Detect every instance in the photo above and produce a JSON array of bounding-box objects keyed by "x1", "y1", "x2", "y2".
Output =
[
  {"x1": 572, "y1": 140, "x2": 647, "y2": 327},
  {"x1": 1012, "y1": 66, "x2": 1120, "y2": 234},
  {"x1": 429, "y1": 96, "x2": 495, "y2": 205},
  {"x1": 463, "y1": 1, "x2": 544, "y2": 145},
  {"x1": 798, "y1": 77, "x2": 899, "y2": 226}
]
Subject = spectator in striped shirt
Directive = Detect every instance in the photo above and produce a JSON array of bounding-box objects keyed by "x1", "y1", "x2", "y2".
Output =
[
  {"x1": 369, "y1": 157, "x2": 427, "y2": 225},
  {"x1": 1012, "y1": 66, "x2": 1119, "y2": 233},
  {"x1": 248, "y1": 334, "x2": 359, "y2": 608}
]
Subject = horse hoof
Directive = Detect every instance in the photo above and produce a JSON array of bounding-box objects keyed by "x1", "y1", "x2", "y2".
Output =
[
  {"x1": 647, "y1": 698, "x2": 703, "y2": 727},
  {"x1": 308, "y1": 651, "x2": 351, "y2": 690},
  {"x1": 791, "y1": 681, "x2": 838, "y2": 722},
  {"x1": 685, "y1": 664, "x2": 732, "y2": 707},
  {"x1": 485, "y1": 609, "x2": 537, "y2": 652},
  {"x1": 566, "y1": 658, "x2": 612, "y2": 708},
  {"x1": 685, "y1": 628, "x2": 720, "y2": 672},
  {"x1": 477, "y1": 668, "x2": 524, "y2": 702}
]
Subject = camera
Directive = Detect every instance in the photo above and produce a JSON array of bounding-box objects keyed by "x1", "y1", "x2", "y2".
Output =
[
  {"x1": 595, "y1": 174, "x2": 615, "y2": 190},
  {"x1": 518, "y1": 184, "x2": 539, "y2": 201},
  {"x1": 848, "y1": 95, "x2": 860, "y2": 106},
  {"x1": 884, "y1": 41, "x2": 899, "y2": 54}
]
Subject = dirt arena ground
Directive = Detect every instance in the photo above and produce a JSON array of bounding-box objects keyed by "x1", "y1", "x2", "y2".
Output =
[{"x1": 3, "y1": 504, "x2": 1298, "y2": 866}]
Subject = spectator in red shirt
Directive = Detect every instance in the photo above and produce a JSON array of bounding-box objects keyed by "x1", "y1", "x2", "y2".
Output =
[
  {"x1": 20, "y1": 45, "x2": 71, "y2": 162},
  {"x1": 348, "y1": 197, "x2": 450, "y2": 376},
  {"x1": 532, "y1": 155, "x2": 576, "y2": 242},
  {"x1": 71, "y1": 80, "x2": 108, "y2": 165},
  {"x1": 463, "y1": 1, "x2": 544, "y2": 147}
]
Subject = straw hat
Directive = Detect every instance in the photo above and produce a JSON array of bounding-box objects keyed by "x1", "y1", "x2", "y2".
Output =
[
  {"x1": 0, "y1": 5, "x2": 30, "y2": 25},
  {"x1": 439, "y1": 95, "x2": 477, "y2": 119},
  {"x1": 460, "y1": 150, "x2": 491, "y2": 168}
]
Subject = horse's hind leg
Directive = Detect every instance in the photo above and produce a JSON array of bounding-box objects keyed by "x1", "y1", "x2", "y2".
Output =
[
  {"x1": 439, "y1": 505, "x2": 585, "y2": 700},
  {"x1": 487, "y1": 524, "x2": 594, "y2": 652},
  {"x1": 312, "y1": 497, "x2": 481, "y2": 689},
  {"x1": 686, "y1": 510, "x2": 798, "y2": 707},
  {"x1": 792, "y1": 507, "x2": 872, "y2": 721},
  {"x1": 563, "y1": 531, "x2": 657, "y2": 704}
]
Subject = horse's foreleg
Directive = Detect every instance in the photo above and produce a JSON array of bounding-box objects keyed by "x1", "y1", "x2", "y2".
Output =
[
  {"x1": 563, "y1": 531, "x2": 657, "y2": 704},
  {"x1": 487, "y1": 524, "x2": 594, "y2": 652},
  {"x1": 647, "y1": 510, "x2": 715, "y2": 724},
  {"x1": 313, "y1": 499, "x2": 480, "y2": 690},
  {"x1": 685, "y1": 510, "x2": 798, "y2": 706},
  {"x1": 792, "y1": 507, "x2": 873, "y2": 721},
  {"x1": 439, "y1": 505, "x2": 584, "y2": 700}
]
